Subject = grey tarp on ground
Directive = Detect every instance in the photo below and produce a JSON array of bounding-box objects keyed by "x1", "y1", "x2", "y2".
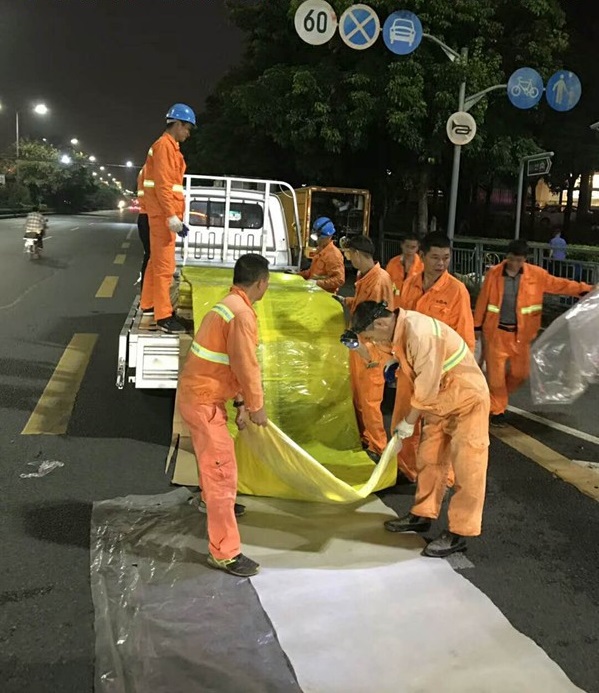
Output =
[{"x1": 90, "y1": 488, "x2": 300, "y2": 693}]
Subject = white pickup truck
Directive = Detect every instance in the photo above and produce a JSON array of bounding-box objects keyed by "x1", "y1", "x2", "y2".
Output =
[{"x1": 117, "y1": 174, "x2": 302, "y2": 389}]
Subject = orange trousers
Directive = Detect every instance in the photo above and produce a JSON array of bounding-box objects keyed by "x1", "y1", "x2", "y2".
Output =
[
  {"x1": 140, "y1": 214, "x2": 176, "y2": 321},
  {"x1": 350, "y1": 350, "x2": 387, "y2": 455},
  {"x1": 411, "y1": 395, "x2": 490, "y2": 537},
  {"x1": 485, "y1": 330, "x2": 530, "y2": 415},
  {"x1": 178, "y1": 400, "x2": 240, "y2": 561}
]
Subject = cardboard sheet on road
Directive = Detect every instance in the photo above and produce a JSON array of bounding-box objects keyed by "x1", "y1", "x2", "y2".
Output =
[{"x1": 170, "y1": 268, "x2": 396, "y2": 502}]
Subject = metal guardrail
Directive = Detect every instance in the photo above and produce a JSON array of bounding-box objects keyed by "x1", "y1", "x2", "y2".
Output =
[{"x1": 381, "y1": 235, "x2": 599, "y2": 310}]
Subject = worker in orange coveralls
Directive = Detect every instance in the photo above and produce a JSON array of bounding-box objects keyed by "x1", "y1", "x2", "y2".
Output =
[
  {"x1": 178, "y1": 254, "x2": 270, "y2": 578},
  {"x1": 474, "y1": 239, "x2": 593, "y2": 428},
  {"x1": 335, "y1": 235, "x2": 393, "y2": 462},
  {"x1": 140, "y1": 103, "x2": 195, "y2": 334},
  {"x1": 391, "y1": 232, "x2": 475, "y2": 483},
  {"x1": 350, "y1": 301, "x2": 489, "y2": 558},
  {"x1": 385, "y1": 231, "x2": 423, "y2": 309},
  {"x1": 135, "y1": 167, "x2": 151, "y2": 289},
  {"x1": 298, "y1": 216, "x2": 345, "y2": 293}
]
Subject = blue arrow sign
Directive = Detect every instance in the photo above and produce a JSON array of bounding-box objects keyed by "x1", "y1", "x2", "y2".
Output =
[
  {"x1": 339, "y1": 4, "x2": 380, "y2": 50},
  {"x1": 382, "y1": 11, "x2": 423, "y2": 55},
  {"x1": 507, "y1": 68, "x2": 544, "y2": 110},
  {"x1": 546, "y1": 71, "x2": 582, "y2": 112}
]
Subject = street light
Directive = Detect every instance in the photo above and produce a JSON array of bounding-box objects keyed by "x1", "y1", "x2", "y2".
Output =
[
  {"x1": 126, "y1": 160, "x2": 133, "y2": 168},
  {"x1": 70, "y1": 138, "x2": 79, "y2": 146},
  {"x1": 89, "y1": 155, "x2": 96, "y2": 162},
  {"x1": 33, "y1": 104, "x2": 48, "y2": 116},
  {"x1": 100, "y1": 166, "x2": 105, "y2": 171},
  {"x1": 60, "y1": 154, "x2": 72, "y2": 164},
  {"x1": 11, "y1": 102, "x2": 49, "y2": 160}
]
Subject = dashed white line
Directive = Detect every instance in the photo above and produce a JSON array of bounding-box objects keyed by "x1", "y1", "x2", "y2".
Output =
[{"x1": 508, "y1": 405, "x2": 599, "y2": 446}]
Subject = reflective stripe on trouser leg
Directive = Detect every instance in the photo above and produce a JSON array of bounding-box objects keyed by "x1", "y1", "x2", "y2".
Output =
[
  {"x1": 446, "y1": 397, "x2": 489, "y2": 537},
  {"x1": 179, "y1": 401, "x2": 241, "y2": 561},
  {"x1": 349, "y1": 350, "x2": 387, "y2": 455},
  {"x1": 148, "y1": 214, "x2": 176, "y2": 321}
]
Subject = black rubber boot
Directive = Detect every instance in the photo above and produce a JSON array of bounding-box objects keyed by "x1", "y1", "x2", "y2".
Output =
[
  {"x1": 384, "y1": 512, "x2": 432, "y2": 533},
  {"x1": 422, "y1": 530, "x2": 467, "y2": 558}
]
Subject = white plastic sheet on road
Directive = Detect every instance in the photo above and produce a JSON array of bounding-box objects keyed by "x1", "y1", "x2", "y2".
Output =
[{"x1": 91, "y1": 490, "x2": 583, "y2": 693}]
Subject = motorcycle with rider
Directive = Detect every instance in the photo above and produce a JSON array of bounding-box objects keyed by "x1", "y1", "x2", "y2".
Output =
[{"x1": 23, "y1": 207, "x2": 48, "y2": 260}]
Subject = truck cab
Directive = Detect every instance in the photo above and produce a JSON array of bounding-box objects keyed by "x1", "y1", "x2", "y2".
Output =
[{"x1": 117, "y1": 174, "x2": 301, "y2": 389}]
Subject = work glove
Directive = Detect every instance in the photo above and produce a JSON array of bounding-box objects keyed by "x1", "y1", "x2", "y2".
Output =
[
  {"x1": 394, "y1": 419, "x2": 415, "y2": 439},
  {"x1": 332, "y1": 294, "x2": 345, "y2": 305},
  {"x1": 177, "y1": 223, "x2": 189, "y2": 239},
  {"x1": 383, "y1": 360, "x2": 399, "y2": 385},
  {"x1": 168, "y1": 215, "x2": 183, "y2": 234}
]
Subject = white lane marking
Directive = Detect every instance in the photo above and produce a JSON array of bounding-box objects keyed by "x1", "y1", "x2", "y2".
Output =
[
  {"x1": 572, "y1": 460, "x2": 599, "y2": 471},
  {"x1": 71, "y1": 226, "x2": 80, "y2": 230},
  {"x1": 507, "y1": 405, "x2": 599, "y2": 446}
]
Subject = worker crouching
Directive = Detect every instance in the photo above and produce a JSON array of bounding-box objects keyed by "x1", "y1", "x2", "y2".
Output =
[
  {"x1": 349, "y1": 301, "x2": 490, "y2": 558},
  {"x1": 178, "y1": 254, "x2": 270, "y2": 577}
]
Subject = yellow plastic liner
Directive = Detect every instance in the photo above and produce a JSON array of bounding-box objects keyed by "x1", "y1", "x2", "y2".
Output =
[{"x1": 175, "y1": 267, "x2": 397, "y2": 503}]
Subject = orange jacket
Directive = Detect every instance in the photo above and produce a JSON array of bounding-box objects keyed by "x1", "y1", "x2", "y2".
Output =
[
  {"x1": 136, "y1": 167, "x2": 147, "y2": 214},
  {"x1": 391, "y1": 310, "x2": 488, "y2": 418},
  {"x1": 399, "y1": 271, "x2": 475, "y2": 351},
  {"x1": 300, "y1": 241, "x2": 345, "y2": 293},
  {"x1": 345, "y1": 263, "x2": 394, "y2": 315},
  {"x1": 474, "y1": 261, "x2": 592, "y2": 343},
  {"x1": 178, "y1": 287, "x2": 264, "y2": 412},
  {"x1": 142, "y1": 132, "x2": 186, "y2": 219},
  {"x1": 386, "y1": 254, "x2": 424, "y2": 307}
]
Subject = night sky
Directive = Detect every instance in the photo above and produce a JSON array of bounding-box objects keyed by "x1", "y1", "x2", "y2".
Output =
[{"x1": 0, "y1": 0, "x2": 244, "y2": 182}]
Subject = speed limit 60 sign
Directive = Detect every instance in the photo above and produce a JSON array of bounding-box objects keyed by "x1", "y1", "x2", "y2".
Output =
[{"x1": 295, "y1": 0, "x2": 338, "y2": 46}]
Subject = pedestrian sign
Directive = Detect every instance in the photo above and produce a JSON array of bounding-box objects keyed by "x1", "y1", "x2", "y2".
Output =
[
  {"x1": 382, "y1": 11, "x2": 423, "y2": 55},
  {"x1": 546, "y1": 71, "x2": 582, "y2": 112},
  {"x1": 339, "y1": 4, "x2": 380, "y2": 51},
  {"x1": 295, "y1": 0, "x2": 338, "y2": 46},
  {"x1": 507, "y1": 68, "x2": 544, "y2": 110}
]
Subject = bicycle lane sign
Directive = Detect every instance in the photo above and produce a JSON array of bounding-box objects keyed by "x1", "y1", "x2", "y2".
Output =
[
  {"x1": 295, "y1": 0, "x2": 338, "y2": 46},
  {"x1": 507, "y1": 67, "x2": 544, "y2": 109}
]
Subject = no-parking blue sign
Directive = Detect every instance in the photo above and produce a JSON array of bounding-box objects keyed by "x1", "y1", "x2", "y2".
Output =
[{"x1": 338, "y1": 4, "x2": 380, "y2": 51}]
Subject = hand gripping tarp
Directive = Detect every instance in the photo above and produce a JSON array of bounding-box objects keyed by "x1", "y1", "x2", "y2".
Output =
[
  {"x1": 530, "y1": 288, "x2": 599, "y2": 405},
  {"x1": 170, "y1": 268, "x2": 397, "y2": 502}
]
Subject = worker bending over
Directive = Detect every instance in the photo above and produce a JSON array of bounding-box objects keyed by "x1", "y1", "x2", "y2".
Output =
[
  {"x1": 140, "y1": 103, "x2": 195, "y2": 334},
  {"x1": 392, "y1": 232, "x2": 475, "y2": 482},
  {"x1": 474, "y1": 239, "x2": 593, "y2": 427},
  {"x1": 350, "y1": 301, "x2": 489, "y2": 557},
  {"x1": 299, "y1": 217, "x2": 345, "y2": 293},
  {"x1": 385, "y1": 231, "x2": 423, "y2": 309},
  {"x1": 336, "y1": 236, "x2": 393, "y2": 462},
  {"x1": 178, "y1": 254, "x2": 270, "y2": 578}
]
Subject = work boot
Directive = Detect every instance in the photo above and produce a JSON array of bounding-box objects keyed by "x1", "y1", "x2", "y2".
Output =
[
  {"x1": 422, "y1": 530, "x2": 467, "y2": 558},
  {"x1": 198, "y1": 500, "x2": 246, "y2": 517},
  {"x1": 173, "y1": 312, "x2": 194, "y2": 332},
  {"x1": 157, "y1": 316, "x2": 187, "y2": 334},
  {"x1": 384, "y1": 512, "x2": 431, "y2": 533},
  {"x1": 207, "y1": 553, "x2": 260, "y2": 577},
  {"x1": 141, "y1": 307, "x2": 154, "y2": 315},
  {"x1": 490, "y1": 413, "x2": 508, "y2": 428},
  {"x1": 366, "y1": 450, "x2": 381, "y2": 464}
]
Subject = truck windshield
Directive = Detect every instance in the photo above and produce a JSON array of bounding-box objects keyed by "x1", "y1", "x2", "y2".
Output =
[{"x1": 189, "y1": 200, "x2": 264, "y2": 229}]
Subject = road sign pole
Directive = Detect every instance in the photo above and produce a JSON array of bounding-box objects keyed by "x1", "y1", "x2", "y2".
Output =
[
  {"x1": 447, "y1": 47, "x2": 468, "y2": 241},
  {"x1": 515, "y1": 159, "x2": 525, "y2": 239}
]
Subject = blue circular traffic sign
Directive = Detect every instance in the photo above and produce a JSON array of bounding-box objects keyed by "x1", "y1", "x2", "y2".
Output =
[
  {"x1": 382, "y1": 11, "x2": 423, "y2": 55},
  {"x1": 546, "y1": 71, "x2": 582, "y2": 112},
  {"x1": 339, "y1": 4, "x2": 380, "y2": 51},
  {"x1": 507, "y1": 68, "x2": 544, "y2": 110}
]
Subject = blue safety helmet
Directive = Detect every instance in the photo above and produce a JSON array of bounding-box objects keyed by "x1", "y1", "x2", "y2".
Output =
[
  {"x1": 312, "y1": 216, "x2": 336, "y2": 237},
  {"x1": 166, "y1": 103, "x2": 196, "y2": 127}
]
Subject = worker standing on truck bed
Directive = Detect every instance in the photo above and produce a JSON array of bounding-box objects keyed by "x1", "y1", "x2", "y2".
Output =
[
  {"x1": 299, "y1": 216, "x2": 345, "y2": 293},
  {"x1": 336, "y1": 236, "x2": 394, "y2": 462},
  {"x1": 391, "y1": 232, "x2": 475, "y2": 483},
  {"x1": 178, "y1": 254, "x2": 270, "y2": 578},
  {"x1": 385, "y1": 231, "x2": 423, "y2": 308},
  {"x1": 140, "y1": 103, "x2": 195, "y2": 334},
  {"x1": 350, "y1": 301, "x2": 490, "y2": 558},
  {"x1": 474, "y1": 239, "x2": 593, "y2": 428}
]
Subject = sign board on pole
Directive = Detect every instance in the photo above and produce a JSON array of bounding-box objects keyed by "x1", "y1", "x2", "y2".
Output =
[
  {"x1": 446, "y1": 111, "x2": 477, "y2": 146},
  {"x1": 382, "y1": 10, "x2": 423, "y2": 55},
  {"x1": 339, "y1": 4, "x2": 380, "y2": 51},
  {"x1": 295, "y1": 0, "x2": 338, "y2": 46},
  {"x1": 546, "y1": 71, "x2": 582, "y2": 112},
  {"x1": 507, "y1": 68, "x2": 544, "y2": 110},
  {"x1": 526, "y1": 156, "x2": 552, "y2": 177}
]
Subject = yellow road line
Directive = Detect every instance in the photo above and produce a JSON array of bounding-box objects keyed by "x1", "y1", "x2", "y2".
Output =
[
  {"x1": 121, "y1": 242, "x2": 130, "y2": 249},
  {"x1": 114, "y1": 254, "x2": 126, "y2": 265},
  {"x1": 21, "y1": 334, "x2": 99, "y2": 435},
  {"x1": 493, "y1": 426, "x2": 599, "y2": 502},
  {"x1": 95, "y1": 276, "x2": 119, "y2": 298}
]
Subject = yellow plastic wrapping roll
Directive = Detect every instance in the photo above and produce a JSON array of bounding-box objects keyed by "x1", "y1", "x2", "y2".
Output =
[{"x1": 180, "y1": 267, "x2": 397, "y2": 503}]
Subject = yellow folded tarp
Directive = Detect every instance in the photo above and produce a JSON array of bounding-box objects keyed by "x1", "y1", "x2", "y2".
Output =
[{"x1": 171, "y1": 267, "x2": 397, "y2": 503}]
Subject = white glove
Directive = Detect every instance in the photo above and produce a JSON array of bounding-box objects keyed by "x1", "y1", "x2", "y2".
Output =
[
  {"x1": 389, "y1": 434, "x2": 403, "y2": 456},
  {"x1": 394, "y1": 419, "x2": 415, "y2": 439},
  {"x1": 168, "y1": 215, "x2": 183, "y2": 234}
]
